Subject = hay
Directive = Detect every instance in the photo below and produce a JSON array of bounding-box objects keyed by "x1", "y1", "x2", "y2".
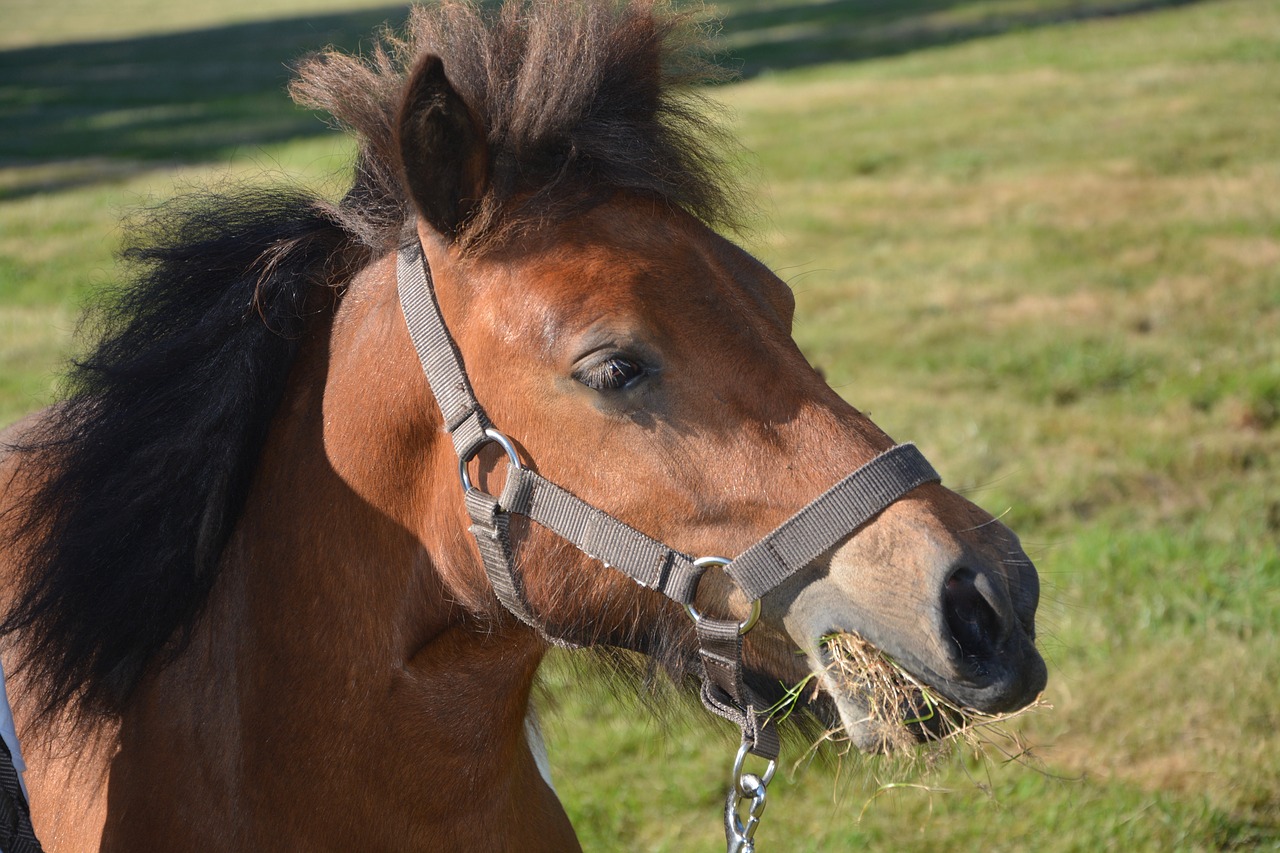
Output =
[{"x1": 817, "y1": 631, "x2": 1046, "y2": 763}]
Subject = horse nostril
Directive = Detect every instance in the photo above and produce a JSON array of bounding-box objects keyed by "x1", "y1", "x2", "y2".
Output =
[{"x1": 942, "y1": 567, "x2": 1003, "y2": 667}]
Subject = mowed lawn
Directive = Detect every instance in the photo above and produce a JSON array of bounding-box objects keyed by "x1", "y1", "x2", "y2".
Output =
[{"x1": 2, "y1": 0, "x2": 1278, "y2": 850}]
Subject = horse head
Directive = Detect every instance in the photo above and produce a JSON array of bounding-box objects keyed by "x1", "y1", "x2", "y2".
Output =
[{"x1": 377, "y1": 15, "x2": 1046, "y2": 754}]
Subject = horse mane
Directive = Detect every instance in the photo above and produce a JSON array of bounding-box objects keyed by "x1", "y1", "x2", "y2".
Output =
[
  {"x1": 1, "y1": 189, "x2": 359, "y2": 730},
  {"x1": 1, "y1": 0, "x2": 745, "y2": 734},
  {"x1": 290, "y1": 0, "x2": 741, "y2": 253}
]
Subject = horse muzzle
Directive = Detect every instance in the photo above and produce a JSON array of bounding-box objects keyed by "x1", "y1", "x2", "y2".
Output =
[{"x1": 778, "y1": 506, "x2": 1048, "y2": 751}]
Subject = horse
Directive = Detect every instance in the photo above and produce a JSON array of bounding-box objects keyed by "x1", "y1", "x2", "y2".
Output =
[{"x1": 0, "y1": 1, "x2": 1047, "y2": 849}]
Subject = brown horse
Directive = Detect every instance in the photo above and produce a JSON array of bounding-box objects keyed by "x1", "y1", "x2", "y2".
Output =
[{"x1": 0, "y1": 2, "x2": 1046, "y2": 850}]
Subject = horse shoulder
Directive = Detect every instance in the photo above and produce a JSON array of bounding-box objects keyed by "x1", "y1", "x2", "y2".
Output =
[{"x1": 25, "y1": 753, "x2": 110, "y2": 853}]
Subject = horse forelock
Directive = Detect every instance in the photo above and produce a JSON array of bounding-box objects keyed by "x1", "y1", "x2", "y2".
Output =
[{"x1": 289, "y1": 0, "x2": 743, "y2": 254}]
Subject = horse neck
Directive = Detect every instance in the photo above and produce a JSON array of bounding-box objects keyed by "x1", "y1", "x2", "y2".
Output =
[{"x1": 105, "y1": 255, "x2": 578, "y2": 852}]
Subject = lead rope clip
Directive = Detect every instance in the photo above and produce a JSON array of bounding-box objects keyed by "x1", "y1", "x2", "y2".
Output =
[{"x1": 724, "y1": 738, "x2": 776, "y2": 853}]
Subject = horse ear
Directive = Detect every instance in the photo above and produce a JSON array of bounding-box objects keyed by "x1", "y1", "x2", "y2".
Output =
[{"x1": 396, "y1": 55, "x2": 489, "y2": 240}]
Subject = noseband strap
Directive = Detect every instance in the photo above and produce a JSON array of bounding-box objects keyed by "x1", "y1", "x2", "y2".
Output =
[{"x1": 397, "y1": 238, "x2": 940, "y2": 761}]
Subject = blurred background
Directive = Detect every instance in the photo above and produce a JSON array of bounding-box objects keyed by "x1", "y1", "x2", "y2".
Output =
[{"x1": 2, "y1": 0, "x2": 1277, "y2": 848}]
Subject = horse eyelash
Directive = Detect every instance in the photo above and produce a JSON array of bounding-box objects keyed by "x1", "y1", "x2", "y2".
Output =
[{"x1": 575, "y1": 356, "x2": 645, "y2": 391}]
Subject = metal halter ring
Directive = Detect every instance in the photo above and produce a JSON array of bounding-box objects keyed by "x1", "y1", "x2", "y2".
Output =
[
  {"x1": 458, "y1": 428, "x2": 523, "y2": 494},
  {"x1": 684, "y1": 556, "x2": 761, "y2": 636}
]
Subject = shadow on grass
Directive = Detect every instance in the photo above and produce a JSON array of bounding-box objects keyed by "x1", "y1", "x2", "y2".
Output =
[
  {"x1": 713, "y1": 0, "x2": 1211, "y2": 76},
  {"x1": 0, "y1": 6, "x2": 409, "y2": 199},
  {"x1": 0, "y1": 0, "x2": 1211, "y2": 199}
]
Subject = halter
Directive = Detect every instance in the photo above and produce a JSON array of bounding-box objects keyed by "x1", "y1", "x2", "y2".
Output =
[{"x1": 397, "y1": 237, "x2": 940, "y2": 851}]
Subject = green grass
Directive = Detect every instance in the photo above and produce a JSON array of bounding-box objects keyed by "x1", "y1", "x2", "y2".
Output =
[{"x1": 3, "y1": 0, "x2": 1279, "y2": 848}]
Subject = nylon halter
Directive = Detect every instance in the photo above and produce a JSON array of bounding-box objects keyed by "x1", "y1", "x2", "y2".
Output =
[{"x1": 396, "y1": 236, "x2": 941, "y2": 765}]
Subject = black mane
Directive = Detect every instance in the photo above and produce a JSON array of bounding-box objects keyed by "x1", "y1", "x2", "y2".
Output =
[
  {"x1": 1, "y1": 0, "x2": 740, "y2": 732},
  {"x1": 2, "y1": 190, "x2": 355, "y2": 728}
]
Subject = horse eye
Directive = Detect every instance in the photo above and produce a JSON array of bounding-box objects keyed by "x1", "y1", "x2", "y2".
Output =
[{"x1": 574, "y1": 356, "x2": 646, "y2": 392}]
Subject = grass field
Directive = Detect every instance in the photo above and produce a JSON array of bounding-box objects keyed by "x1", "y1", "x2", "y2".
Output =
[{"x1": 2, "y1": 0, "x2": 1278, "y2": 849}]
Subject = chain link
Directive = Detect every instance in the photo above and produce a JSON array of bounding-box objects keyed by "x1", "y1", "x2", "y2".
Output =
[{"x1": 725, "y1": 739, "x2": 777, "y2": 853}]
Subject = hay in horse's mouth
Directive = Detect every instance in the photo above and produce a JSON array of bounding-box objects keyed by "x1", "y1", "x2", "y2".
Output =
[
  {"x1": 812, "y1": 631, "x2": 1044, "y2": 757},
  {"x1": 817, "y1": 632, "x2": 940, "y2": 753}
]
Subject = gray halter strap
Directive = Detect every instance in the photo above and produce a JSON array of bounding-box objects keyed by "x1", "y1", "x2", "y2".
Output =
[{"x1": 396, "y1": 237, "x2": 941, "y2": 762}]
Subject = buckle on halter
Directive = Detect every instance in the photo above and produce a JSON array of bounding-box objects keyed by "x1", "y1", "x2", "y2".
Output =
[
  {"x1": 458, "y1": 428, "x2": 523, "y2": 494},
  {"x1": 684, "y1": 556, "x2": 761, "y2": 636}
]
